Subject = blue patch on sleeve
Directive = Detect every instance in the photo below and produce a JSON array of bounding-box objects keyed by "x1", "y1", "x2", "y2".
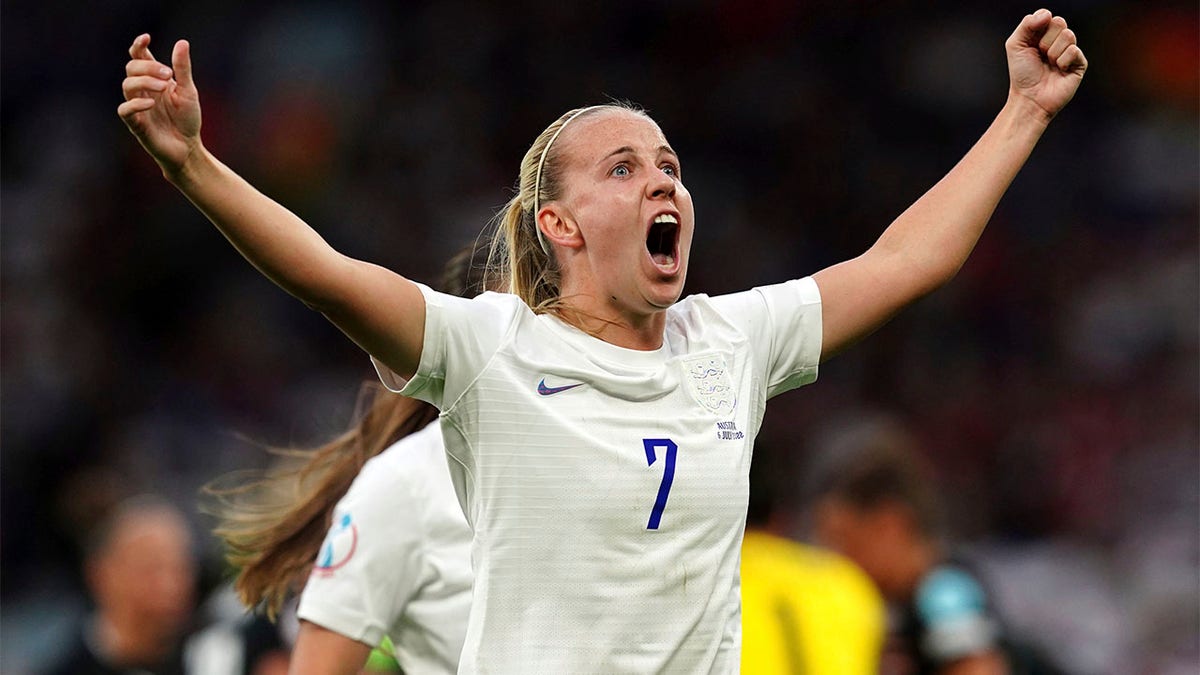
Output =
[{"x1": 915, "y1": 566, "x2": 987, "y2": 627}]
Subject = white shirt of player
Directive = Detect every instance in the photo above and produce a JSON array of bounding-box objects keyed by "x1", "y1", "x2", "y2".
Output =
[
  {"x1": 297, "y1": 422, "x2": 473, "y2": 674},
  {"x1": 375, "y1": 277, "x2": 822, "y2": 674}
]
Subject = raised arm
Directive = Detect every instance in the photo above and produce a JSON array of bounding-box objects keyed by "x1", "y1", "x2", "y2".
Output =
[
  {"x1": 118, "y1": 35, "x2": 425, "y2": 378},
  {"x1": 813, "y1": 9, "x2": 1087, "y2": 361}
]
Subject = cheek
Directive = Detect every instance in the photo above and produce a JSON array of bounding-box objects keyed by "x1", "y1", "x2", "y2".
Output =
[
  {"x1": 677, "y1": 188, "x2": 696, "y2": 241},
  {"x1": 575, "y1": 192, "x2": 639, "y2": 246}
]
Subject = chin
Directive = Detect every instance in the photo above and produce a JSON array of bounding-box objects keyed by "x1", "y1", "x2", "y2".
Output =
[
  {"x1": 647, "y1": 298, "x2": 678, "y2": 310},
  {"x1": 644, "y1": 282, "x2": 686, "y2": 310}
]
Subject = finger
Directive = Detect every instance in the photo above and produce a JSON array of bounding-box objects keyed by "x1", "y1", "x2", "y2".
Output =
[
  {"x1": 1046, "y1": 28, "x2": 1077, "y2": 64},
  {"x1": 123, "y1": 75, "x2": 169, "y2": 98},
  {"x1": 1056, "y1": 44, "x2": 1087, "y2": 74},
  {"x1": 1007, "y1": 8, "x2": 1052, "y2": 48},
  {"x1": 1039, "y1": 16, "x2": 1068, "y2": 52},
  {"x1": 171, "y1": 40, "x2": 194, "y2": 91},
  {"x1": 129, "y1": 33, "x2": 157, "y2": 63},
  {"x1": 118, "y1": 97, "x2": 157, "y2": 120},
  {"x1": 126, "y1": 59, "x2": 173, "y2": 79}
]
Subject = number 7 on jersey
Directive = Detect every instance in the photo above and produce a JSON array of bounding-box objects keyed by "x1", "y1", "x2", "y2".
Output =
[{"x1": 643, "y1": 438, "x2": 677, "y2": 530}]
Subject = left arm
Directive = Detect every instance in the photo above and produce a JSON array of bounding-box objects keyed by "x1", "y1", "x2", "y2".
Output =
[
  {"x1": 814, "y1": 9, "x2": 1087, "y2": 360},
  {"x1": 288, "y1": 621, "x2": 372, "y2": 675}
]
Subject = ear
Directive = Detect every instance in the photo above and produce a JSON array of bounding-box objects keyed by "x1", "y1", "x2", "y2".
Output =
[{"x1": 537, "y1": 204, "x2": 584, "y2": 251}]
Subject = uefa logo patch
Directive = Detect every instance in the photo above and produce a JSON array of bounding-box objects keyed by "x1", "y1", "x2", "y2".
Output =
[
  {"x1": 682, "y1": 354, "x2": 736, "y2": 416},
  {"x1": 313, "y1": 512, "x2": 358, "y2": 576}
]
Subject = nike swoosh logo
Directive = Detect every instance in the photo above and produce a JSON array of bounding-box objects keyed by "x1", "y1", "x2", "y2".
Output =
[{"x1": 537, "y1": 378, "x2": 584, "y2": 396}]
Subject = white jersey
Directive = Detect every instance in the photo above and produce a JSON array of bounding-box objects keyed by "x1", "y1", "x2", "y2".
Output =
[
  {"x1": 375, "y1": 278, "x2": 822, "y2": 674},
  {"x1": 297, "y1": 422, "x2": 473, "y2": 675}
]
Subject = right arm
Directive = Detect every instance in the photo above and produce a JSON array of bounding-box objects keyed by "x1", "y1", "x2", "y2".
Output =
[
  {"x1": 289, "y1": 621, "x2": 372, "y2": 675},
  {"x1": 118, "y1": 35, "x2": 423, "y2": 378}
]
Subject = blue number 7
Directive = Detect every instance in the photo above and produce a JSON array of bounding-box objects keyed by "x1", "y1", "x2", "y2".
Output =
[{"x1": 643, "y1": 438, "x2": 678, "y2": 530}]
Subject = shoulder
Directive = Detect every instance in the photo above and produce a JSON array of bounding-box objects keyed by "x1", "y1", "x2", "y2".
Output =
[
  {"x1": 914, "y1": 564, "x2": 992, "y2": 624},
  {"x1": 663, "y1": 292, "x2": 746, "y2": 349},
  {"x1": 698, "y1": 278, "x2": 821, "y2": 312},
  {"x1": 423, "y1": 286, "x2": 527, "y2": 321},
  {"x1": 344, "y1": 422, "x2": 445, "y2": 512},
  {"x1": 367, "y1": 422, "x2": 447, "y2": 483},
  {"x1": 417, "y1": 285, "x2": 530, "y2": 349},
  {"x1": 742, "y1": 533, "x2": 884, "y2": 633},
  {"x1": 670, "y1": 278, "x2": 822, "y2": 334},
  {"x1": 911, "y1": 563, "x2": 1001, "y2": 662},
  {"x1": 745, "y1": 532, "x2": 877, "y2": 594}
]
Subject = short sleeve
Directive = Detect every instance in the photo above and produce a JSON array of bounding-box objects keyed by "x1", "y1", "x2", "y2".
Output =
[
  {"x1": 372, "y1": 285, "x2": 523, "y2": 409},
  {"x1": 708, "y1": 277, "x2": 823, "y2": 398},
  {"x1": 914, "y1": 566, "x2": 999, "y2": 664},
  {"x1": 296, "y1": 450, "x2": 427, "y2": 647}
]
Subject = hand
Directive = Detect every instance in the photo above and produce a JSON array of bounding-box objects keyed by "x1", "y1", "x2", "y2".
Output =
[
  {"x1": 117, "y1": 34, "x2": 202, "y2": 177},
  {"x1": 1005, "y1": 9, "x2": 1088, "y2": 120}
]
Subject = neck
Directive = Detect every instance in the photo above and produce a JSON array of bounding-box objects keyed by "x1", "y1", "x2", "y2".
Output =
[{"x1": 555, "y1": 294, "x2": 668, "y2": 351}]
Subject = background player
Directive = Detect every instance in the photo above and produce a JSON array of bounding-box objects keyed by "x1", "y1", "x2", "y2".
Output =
[
  {"x1": 810, "y1": 416, "x2": 1064, "y2": 675},
  {"x1": 741, "y1": 450, "x2": 886, "y2": 674},
  {"x1": 208, "y1": 247, "x2": 487, "y2": 674}
]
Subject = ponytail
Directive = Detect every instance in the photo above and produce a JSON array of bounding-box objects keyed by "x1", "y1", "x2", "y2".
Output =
[
  {"x1": 207, "y1": 239, "x2": 492, "y2": 618},
  {"x1": 206, "y1": 385, "x2": 438, "y2": 618}
]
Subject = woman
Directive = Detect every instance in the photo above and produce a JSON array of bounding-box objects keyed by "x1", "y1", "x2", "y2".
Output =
[
  {"x1": 208, "y1": 249, "x2": 487, "y2": 675},
  {"x1": 119, "y1": 10, "x2": 1086, "y2": 671},
  {"x1": 217, "y1": 384, "x2": 472, "y2": 675}
]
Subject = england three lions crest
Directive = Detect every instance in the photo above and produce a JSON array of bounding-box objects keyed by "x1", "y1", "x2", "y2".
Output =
[{"x1": 683, "y1": 355, "x2": 736, "y2": 416}]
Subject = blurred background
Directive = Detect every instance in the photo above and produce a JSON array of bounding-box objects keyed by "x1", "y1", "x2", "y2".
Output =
[{"x1": 2, "y1": 0, "x2": 1196, "y2": 673}]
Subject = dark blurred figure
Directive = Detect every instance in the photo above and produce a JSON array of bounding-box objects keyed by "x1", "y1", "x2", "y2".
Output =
[
  {"x1": 741, "y1": 450, "x2": 886, "y2": 674},
  {"x1": 809, "y1": 418, "x2": 1063, "y2": 675},
  {"x1": 183, "y1": 584, "x2": 292, "y2": 675},
  {"x1": 42, "y1": 496, "x2": 196, "y2": 675}
]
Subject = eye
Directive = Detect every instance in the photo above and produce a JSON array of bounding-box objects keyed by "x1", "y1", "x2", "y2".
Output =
[
  {"x1": 660, "y1": 163, "x2": 679, "y2": 178},
  {"x1": 610, "y1": 164, "x2": 630, "y2": 177}
]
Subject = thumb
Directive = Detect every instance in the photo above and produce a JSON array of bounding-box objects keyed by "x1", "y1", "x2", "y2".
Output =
[
  {"x1": 172, "y1": 39, "x2": 195, "y2": 90},
  {"x1": 1007, "y1": 9, "x2": 1052, "y2": 49}
]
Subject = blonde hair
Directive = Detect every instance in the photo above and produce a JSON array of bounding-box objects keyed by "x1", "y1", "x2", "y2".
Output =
[{"x1": 485, "y1": 102, "x2": 646, "y2": 314}]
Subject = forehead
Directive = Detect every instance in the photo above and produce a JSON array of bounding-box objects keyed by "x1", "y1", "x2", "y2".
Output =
[
  {"x1": 556, "y1": 109, "x2": 671, "y2": 164},
  {"x1": 106, "y1": 511, "x2": 192, "y2": 557}
]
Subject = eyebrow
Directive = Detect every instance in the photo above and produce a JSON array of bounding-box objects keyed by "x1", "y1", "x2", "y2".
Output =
[{"x1": 597, "y1": 144, "x2": 680, "y2": 166}]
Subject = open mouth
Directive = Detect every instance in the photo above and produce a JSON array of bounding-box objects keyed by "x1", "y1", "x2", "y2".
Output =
[{"x1": 646, "y1": 213, "x2": 679, "y2": 269}]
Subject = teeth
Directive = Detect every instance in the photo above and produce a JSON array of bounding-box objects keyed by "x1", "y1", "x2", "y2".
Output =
[{"x1": 653, "y1": 214, "x2": 678, "y2": 225}]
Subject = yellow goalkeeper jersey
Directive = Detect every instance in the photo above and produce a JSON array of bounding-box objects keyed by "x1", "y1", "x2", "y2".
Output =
[{"x1": 741, "y1": 530, "x2": 885, "y2": 675}]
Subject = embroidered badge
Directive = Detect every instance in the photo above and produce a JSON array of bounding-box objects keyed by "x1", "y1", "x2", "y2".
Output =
[
  {"x1": 683, "y1": 354, "x2": 736, "y2": 416},
  {"x1": 313, "y1": 512, "x2": 357, "y2": 576}
]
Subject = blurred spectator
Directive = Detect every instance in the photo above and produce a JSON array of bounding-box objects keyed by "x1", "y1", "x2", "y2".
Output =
[
  {"x1": 808, "y1": 416, "x2": 1061, "y2": 675},
  {"x1": 40, "y1": 496, "x2": 197, "y2": 675},
  {"x1": 741, "y1": 452, "x2": 885, "y2": 674}
]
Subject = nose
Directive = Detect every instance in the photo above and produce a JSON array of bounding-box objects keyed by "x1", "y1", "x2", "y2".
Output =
[{"x1": 647, "y1": 169, "x2": 676, "y2": 200}]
